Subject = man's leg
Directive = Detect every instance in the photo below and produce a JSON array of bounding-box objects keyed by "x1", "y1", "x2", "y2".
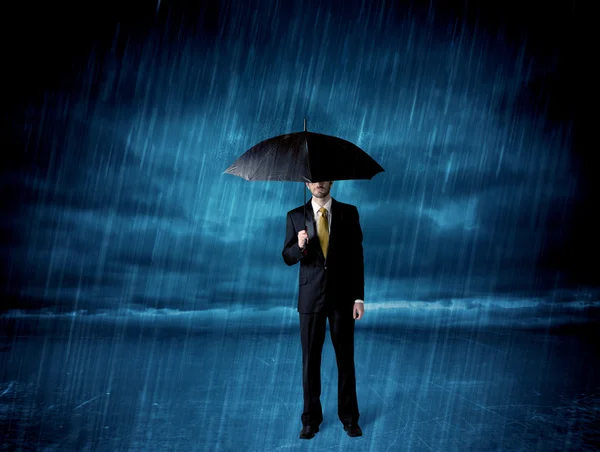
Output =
[
  {"x1": 328, "y1": 308, "x2": 360, "y2": 426},
  {"x1": 299, "y1": 312, "x2": 327, "y2": 428}
]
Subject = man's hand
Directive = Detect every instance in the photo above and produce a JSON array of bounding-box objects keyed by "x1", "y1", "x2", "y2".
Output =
[
  {"x1": 298, "y1": 230, "x2": 308, "y2": 248},
  {"x1": 353, "y1": 302, "x2": 364, "y2": 320}
]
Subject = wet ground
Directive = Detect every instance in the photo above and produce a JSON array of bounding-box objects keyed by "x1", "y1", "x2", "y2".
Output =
[{"x1": 1, "y1": 313, "x2": 598, "y2": 451}]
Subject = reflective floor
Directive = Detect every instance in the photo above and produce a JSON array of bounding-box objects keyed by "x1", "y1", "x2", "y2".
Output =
[{"x1": 1, "y1": 313, "x2": 598, "y2": 451}]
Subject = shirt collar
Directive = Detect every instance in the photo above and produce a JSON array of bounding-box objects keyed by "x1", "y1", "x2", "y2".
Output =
[{"x1": 311, "y1": 197, "x2": 333, "y2": 216}]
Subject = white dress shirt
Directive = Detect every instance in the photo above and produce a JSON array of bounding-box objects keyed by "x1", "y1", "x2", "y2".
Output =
[{"x1": 311, "y1": 198, "x2": 364, "y2": 305}]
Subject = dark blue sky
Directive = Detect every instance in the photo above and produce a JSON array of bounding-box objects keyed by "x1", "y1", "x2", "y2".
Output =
[{"x1": 1, "y1": 0, "x2": 596, "y2": 318}]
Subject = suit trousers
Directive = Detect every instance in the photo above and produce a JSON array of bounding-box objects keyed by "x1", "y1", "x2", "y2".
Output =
[{"x1": 299, "y1": 307, "x2": 360, "y2": 427}]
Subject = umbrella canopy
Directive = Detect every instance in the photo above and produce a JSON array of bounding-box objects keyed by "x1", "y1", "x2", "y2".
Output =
[
  {"x1": 224, "y1": 128, "x2": 384, "y2": 183},
  {"x1": 224, "y1": 123, "x2": 384, "y2": 232}
]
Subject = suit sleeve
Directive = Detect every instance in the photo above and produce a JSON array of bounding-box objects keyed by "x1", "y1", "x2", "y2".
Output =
[
  {"x1": 352, "y1": 206, "x2": 365, "y2": 300},
  {"x1": 282, "y1": 212, "x2": 305, "y2": 266}
]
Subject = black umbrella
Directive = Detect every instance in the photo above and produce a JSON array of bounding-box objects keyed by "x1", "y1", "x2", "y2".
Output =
[
  {"x1": 224, "y1": 120, "x2": 384, "y2": 230},
  {"x1": 224, "y1": 120, "x2": 383, "y2": 182}
]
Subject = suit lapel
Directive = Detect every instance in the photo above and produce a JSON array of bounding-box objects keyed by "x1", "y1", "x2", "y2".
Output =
[
  {"x1": 305, "y1": 200, "x2": 317, "y2": 242},
  {"x1": 327, "y1": 199, "x2": 340, "y2": 259}
]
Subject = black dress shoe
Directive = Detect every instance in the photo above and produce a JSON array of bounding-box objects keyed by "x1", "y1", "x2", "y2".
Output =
[
  {"x1": 299, "y1": 425, "x2": 319, "y2": 439},
  {"x1": 343, "y1": 423, "x2": 362, "y2": 437}
]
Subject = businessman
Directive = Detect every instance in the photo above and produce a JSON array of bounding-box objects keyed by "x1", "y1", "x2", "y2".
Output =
[{"x1": 282, "y1": 180, "x2": 364, "y2": 439}]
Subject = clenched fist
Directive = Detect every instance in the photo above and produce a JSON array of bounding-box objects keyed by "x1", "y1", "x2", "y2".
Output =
[{"x1": 297, "y1": 230, "x2": 308, "y2": 249}]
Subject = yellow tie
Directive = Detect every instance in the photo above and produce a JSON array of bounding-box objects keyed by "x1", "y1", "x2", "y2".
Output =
[{"x1": 318, "y1": 207, "x2": 329, "y2": 257}]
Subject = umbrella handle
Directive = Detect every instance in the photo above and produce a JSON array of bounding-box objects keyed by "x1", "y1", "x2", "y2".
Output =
[
  {"x1": 303, "y1": 118, "x2": 308, "y2": 234},
  {"x1": 303, "y1": 179, "x2": 307, "y2": 231},
  {"x1": 303, "y1": 180, "x2": 308, "y2": 249}
]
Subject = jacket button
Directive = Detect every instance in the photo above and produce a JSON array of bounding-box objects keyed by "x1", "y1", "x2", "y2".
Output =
[{"x1": 324, "y1": 266, "x2": 328, "y2": 270}]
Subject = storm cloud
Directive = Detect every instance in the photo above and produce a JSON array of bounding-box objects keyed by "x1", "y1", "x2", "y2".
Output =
[{"x1": 0, "y1": 0, "x2": 591, "y2": 318}]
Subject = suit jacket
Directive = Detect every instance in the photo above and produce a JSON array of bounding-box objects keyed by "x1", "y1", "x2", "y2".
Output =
[{"x1": 282, "y1": 198, "x2": 364, "y2": 313}]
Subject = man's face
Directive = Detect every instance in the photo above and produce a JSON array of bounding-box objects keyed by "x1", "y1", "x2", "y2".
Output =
[{"x1": 306, "y1": 181, "x2": 333, "y2": 198}]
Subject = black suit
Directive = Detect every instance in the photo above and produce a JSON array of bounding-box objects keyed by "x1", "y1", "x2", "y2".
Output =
[{"x1": 282, "y1": 198, "x2": 363, "y2": 427}]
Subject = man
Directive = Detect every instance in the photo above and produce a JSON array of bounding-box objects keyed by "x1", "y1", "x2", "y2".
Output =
[{"x1": 282, "y1": 180, "x2": 364, "y2": 440}]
